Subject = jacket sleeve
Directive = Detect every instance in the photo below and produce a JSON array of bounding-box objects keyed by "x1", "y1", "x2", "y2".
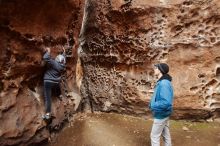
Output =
[
  {"x1": 43, "y1": 52, "x2": 56, "y2": 66},
  {"x1": 151, "y1": 82, "x2": 172, "y2": 112}
]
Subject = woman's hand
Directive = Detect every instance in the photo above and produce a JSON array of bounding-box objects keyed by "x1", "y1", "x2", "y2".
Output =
[
  {"x1": 44, "y1": 47, "x2": 50, "y2": 53},
  {"x1": 62, "y1": 46, "x2": 65, "y2": 53}
]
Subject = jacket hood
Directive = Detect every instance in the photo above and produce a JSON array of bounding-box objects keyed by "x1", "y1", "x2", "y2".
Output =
[{"x1": 158, "y1": 74, "x2": 172, "y2": 82}]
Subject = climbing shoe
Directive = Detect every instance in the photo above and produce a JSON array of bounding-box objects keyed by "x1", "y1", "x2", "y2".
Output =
[{"x1": 42, "y1": 113, "x2": 51, "y2": 120}]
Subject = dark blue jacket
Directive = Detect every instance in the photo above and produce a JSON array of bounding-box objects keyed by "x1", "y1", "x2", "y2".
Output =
[
  {"x1": 150, "y1": 79, "x2": 174, "y2": 119},
  {"x1": 43, "y1": 52, "x2": 65, "y2": 83}
]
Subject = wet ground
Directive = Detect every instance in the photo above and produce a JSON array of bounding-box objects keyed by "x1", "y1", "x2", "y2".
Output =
[{"x1": 45, "y1": 112, "x2": 220, "y2": 146}]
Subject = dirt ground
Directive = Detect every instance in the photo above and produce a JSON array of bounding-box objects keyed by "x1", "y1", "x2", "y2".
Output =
[{"x1": 45, "y1": 112, "x2": 220, "y2": 146}]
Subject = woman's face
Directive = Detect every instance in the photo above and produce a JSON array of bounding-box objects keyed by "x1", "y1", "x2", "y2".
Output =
[{"x1": 153, "y1": 66, "x2": 161, "y2": 77}]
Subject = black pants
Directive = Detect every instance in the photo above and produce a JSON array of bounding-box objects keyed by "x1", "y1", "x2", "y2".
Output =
[{"x1": 44, "y1": 81, "x2": 61, "y2": 113}]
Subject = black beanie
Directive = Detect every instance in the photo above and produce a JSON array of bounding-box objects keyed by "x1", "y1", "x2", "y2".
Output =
[{"x1": 155, "y1": 63, "x2": 169, "y2": 74}]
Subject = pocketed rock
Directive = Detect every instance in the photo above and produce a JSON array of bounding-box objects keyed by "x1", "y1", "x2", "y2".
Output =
[{"x1": 78, "y1": 0, "x2": 220, "y2": 120}]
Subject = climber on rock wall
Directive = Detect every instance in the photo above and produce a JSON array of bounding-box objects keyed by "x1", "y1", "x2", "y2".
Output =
[{"x1": 42, "y1": 47, "x2": 66, "y2": 120}]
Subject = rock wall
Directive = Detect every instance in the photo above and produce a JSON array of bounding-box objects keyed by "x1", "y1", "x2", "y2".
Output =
[
  {"x1": 0, "y1": 0, "x2": 84, "y2": 145},
  {"x1": 79, "y1": 0, "x2": 220, "y2": 120}
]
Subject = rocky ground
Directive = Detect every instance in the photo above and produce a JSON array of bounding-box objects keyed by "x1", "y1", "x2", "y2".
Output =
[{"x1": 45, "y1": 112, "x2": 220, "y2": 146}]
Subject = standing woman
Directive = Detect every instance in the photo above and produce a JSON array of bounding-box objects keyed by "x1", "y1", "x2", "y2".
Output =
[{"x1": 149, "y1": 63, "x2": 174, "y2": 146}]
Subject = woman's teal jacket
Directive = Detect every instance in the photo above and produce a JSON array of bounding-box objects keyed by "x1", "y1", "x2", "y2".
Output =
[{"x1": 150, "y1": 79, "x2": 174, "y2": 119}]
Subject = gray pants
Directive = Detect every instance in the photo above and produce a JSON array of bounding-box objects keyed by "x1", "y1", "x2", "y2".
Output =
[{"x1": 150, "y1": 117, "x2": 172, "y2": 146}]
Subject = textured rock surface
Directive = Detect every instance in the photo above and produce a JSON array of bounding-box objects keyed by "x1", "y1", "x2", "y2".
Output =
[
  {"x1": 0, "y1": 0, "x2": 84, "y2": 145},
  {"x1": 79, "y1": 0, "x2": 220, "y2": 120}
]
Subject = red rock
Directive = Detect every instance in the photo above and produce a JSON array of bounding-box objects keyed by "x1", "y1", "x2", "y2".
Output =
[
  {"x1": 0, "y1": 0, "x2": 84, "y2": 145},
  {"x1": 1, "y1": 0, "x2": 220, "y2": 145}
]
